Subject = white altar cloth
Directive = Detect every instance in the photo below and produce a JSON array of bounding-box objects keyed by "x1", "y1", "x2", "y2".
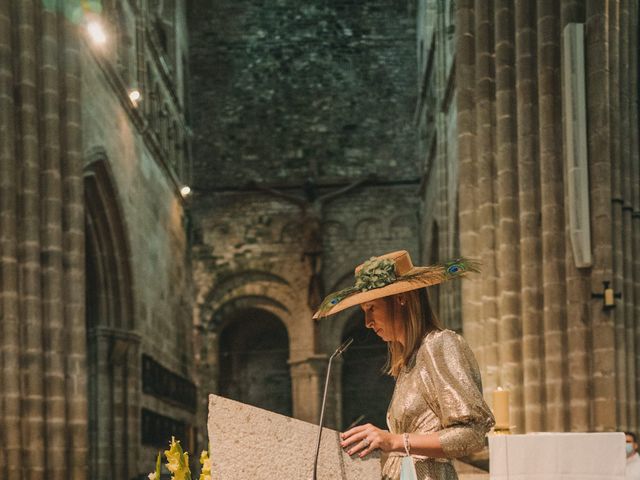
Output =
[{"x1": 489, "y1": 432, "x2": 625, "y2": 480}]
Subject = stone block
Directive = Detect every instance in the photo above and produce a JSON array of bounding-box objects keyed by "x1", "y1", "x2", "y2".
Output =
[{"x1": 208, "y1": 394, "x2": 381, "y2": 480}]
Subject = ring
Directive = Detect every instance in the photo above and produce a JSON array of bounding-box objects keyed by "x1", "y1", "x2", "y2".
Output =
[{"x1": 362, "y1": 438, "x2": 371, "y2": 448}]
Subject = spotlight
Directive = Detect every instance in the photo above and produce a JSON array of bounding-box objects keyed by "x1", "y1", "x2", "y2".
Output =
[
  {"x1": 86, "y1": 21, "x2": 107, "y2": 45},
  {"x1": 128, "y1": 89, "x2": 142, "y2": 106},
  {"x1": 180, "y1": 185, "x2": 192, "y2": 198}
]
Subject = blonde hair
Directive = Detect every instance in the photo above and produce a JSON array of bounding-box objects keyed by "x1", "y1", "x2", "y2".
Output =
[{"x1": 385, "y1": 288, "x2": 442, "y2": 377}]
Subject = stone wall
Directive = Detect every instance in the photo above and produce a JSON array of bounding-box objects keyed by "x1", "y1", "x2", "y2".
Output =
[
  {"x1": 188, "y1": 0, "x2": 418, "y2": 187},
  {"x1": 188, "y1": 0, "x2": 422, "y2": 434},
  {"x1": 191, "y1": 184, "x2": 420, "y2": 430},
  {"x1": 79, "y1": 0, "x2": 196, "y2": 474}
]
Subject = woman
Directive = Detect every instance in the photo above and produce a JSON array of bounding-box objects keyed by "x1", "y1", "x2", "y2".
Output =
[{"x1": 314, "y1": 250, "x2": 494, "y2": 480}]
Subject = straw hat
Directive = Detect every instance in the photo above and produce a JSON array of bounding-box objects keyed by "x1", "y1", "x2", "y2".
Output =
[{"x1": 313, "y1": 250, "x2": 479, "y2": 319}]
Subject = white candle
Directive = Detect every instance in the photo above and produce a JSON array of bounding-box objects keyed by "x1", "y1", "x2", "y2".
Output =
[{"x1": 493, "y1": 387, "x2": 510, "y2": 430}]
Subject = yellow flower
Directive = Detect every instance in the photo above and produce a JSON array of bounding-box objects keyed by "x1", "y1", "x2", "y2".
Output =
[
  {"x1": 148, "y1": 451, "x2": 162, "y2": 480},
  {"x1": 164, "y1": 437, "x2": 182, "y2": 473},
  {"x1": 199, "y1": 449, "x2": 212, "y2": 480},
  {"x1": 164, "y1": 437, "x2": 192, "y2": 480}
]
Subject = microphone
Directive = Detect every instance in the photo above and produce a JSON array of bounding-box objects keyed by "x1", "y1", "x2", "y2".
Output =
[
  {"x1": 312, "y1": 337, "x2": 354, "y2": 480},
  {"x1": 334, "y1": 337, "x2": 353, "y2": 356}
]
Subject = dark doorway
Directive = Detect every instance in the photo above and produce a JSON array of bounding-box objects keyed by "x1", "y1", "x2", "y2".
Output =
[{"x1": 219, "y1": 309, "x2": 292, "y2": 416}]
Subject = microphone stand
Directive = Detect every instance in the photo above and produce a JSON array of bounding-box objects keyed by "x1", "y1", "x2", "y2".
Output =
[{"x1": 311, "y1": 337, "x2": 354, "y2": 480}]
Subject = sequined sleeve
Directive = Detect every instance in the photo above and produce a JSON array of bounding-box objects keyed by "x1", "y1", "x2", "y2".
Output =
[{"x1": 417, "y1": 330, "x2": 495, "y2": 458}]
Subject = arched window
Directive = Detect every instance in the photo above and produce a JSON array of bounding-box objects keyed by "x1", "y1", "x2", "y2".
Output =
[{"x1": 84, "y1": 150, "x2": 139, "y2": 480}]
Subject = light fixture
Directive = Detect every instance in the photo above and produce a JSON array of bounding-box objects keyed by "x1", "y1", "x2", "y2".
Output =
[
  {"x1": 86, "y1": 20, "x2": 107, "y2": 45},
  {"x1": 128, "y1": 89, "x2": 142, "y2": 107},
  {"x1": 180, "y1": 185, "x2": 191, "y2": 198},
  {"x1": 592, "y1": 280, "x2": 621, "y2": 309}
]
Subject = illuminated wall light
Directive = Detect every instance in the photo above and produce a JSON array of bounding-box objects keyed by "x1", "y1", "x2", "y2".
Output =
[
  {"x1": 128, "y1": 89, "x2": 142, "y2": 107},
  {"x1": 180, "y1": 186, "x2": 191, "y2": 198},
  {"x1": 86, "y1": 21, "x2": 107, "y2": 45}
]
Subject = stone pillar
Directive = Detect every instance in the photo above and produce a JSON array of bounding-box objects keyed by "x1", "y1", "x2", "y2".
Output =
[
  {"x1": 629, "y1": 0, "x2": 640, "y2": 435},
  {"x1": 124, "y1": 340, "x2": 141, "y2": 480},
  {"x1": 62, "y1": 7, "x2": 88, "y2": 478},
  {"x1": 0, "y1": 1, "x2": 22, "y2": 476},
  {"x1": 585, "y1": 0, "x2": 616, "y2": 432},
  {"x1": 619, "y1": 0, "x2": 636, "y2": 430},
  {"x1": 537, "y1": 0, "x2": 568, "y2": 432},
  {"x1": 0, "y1": 3, "x2": 87, "y2": 478},
  {"x1": 514, "y1": 0, "x2": 544, "y2": 433},
  {"x1": 494, "y1": 0, "x2": 524, "y2": 431},
  {"x1": 453, "y1": 0, "x2": 640, "y2": 434},
  {"x1": 559, "y1": 0, "x2": 591, "y2": 433},
  {"x1": 456, "y1": 0, "x2": 481, "y2": 357},
  {"x1": 289, "y1": 355, "x2": 328, "y2": 424},
  {"x1": 474, "y1": 0, "x2": 499, "y2": 394}
]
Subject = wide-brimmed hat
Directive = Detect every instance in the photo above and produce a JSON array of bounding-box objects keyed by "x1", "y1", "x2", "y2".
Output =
[{"x1": 313, "y1": 250, "x2": 479, "y2": 319}]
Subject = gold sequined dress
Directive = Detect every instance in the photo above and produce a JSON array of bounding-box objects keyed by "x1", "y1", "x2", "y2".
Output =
[{"x1": 382, "y1": 329, "x2": 495, "y2": 480}]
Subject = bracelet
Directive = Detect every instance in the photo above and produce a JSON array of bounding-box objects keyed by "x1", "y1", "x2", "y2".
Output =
[{"x1": 403, "y1": 433, "x2": 411, "y2": 456}]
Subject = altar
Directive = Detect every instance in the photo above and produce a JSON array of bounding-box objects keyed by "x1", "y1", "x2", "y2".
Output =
[{"x1": 489, "y1": 432, "x2": 626, "y2": 479}]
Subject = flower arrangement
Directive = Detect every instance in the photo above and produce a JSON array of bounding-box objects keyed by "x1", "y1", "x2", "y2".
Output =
[
  {"x1": 354, "y1": 257, "x2": 397, "y2": 291},
  {"x1": 148, "y1": 437, "x2": 211, "y2": 480}
]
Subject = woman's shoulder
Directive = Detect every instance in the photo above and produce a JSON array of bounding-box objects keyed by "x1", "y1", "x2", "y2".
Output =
[
  {"x1": 421, "y1": 328, "x2": 462, "y2": 346},
  {"x1": 418, "y1": 328, "x2": 472, "y2": 358}
]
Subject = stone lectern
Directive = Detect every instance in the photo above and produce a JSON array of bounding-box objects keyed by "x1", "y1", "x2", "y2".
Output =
[{"x1": 208, "y1": 394, "x2": 381, "y2": 480}]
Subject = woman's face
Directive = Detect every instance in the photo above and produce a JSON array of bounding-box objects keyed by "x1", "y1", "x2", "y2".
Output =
[{"x1": 361, "y1": 296, "x2": 405, "y2": 344}]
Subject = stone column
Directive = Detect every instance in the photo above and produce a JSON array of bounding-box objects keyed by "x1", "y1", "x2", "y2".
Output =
[
  {"x1": 0, "y1": 2, "x2": 87, "y2": 478},
  {"x1": 494, "y1": 0, "x2": 524, "y2": 430},
  {"x1": 585, "y1": 0, "x2": 616, "y2": 431},
  {"x1": 559, "y1": 0, "x2": 591, "y2": 433},
  {"x1": 0, "y1": 1, "x2": 22, "y2": 477},
  {"x1": 289, "y1": 355, "x2": 328, "y2": 424},
  {"x1": 124, "y1": 340, "x2": 141, "y2": 480},
  {"x1": 618, "y1": 0, "x2": 637, "y2": 432},
  {"x1": 456, "y1": 0, "x2": 481, "y2": 355},
  {"x1": 514, "y1": 0, "x2": 545, "y2": 433},
  {"x1": 40, "y1": 5, "x2": 69, "y2": 478},
  {"x1": 537, "y1": 0, "x2": 568, "y2": 432},
  {"x1": 474, "y1": 0, "x2": 499, "y2": 394},
  {"x1": 452, "y1": 0, "x2": 640, "y2": 435},
  {"x1": 62, "y1": 10, "x2": 88, "y2": 479},
  {"x1": 629, "y1": 0, "x2": 640, "y2": 435}
]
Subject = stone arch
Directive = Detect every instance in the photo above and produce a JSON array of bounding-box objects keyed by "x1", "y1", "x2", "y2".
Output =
[
  {"x1": 85, "y1": 151, "x2": 135, "y2": 331},
  {"x1": 218, "y1": 308, "x2": 292, "y2": 416},
  {"x1": 354, "y1": 217, "x2": 384, "y2": 241},
  {"x1": 196, "y1": 270, "x2": 301, "y2": 424},
  {"x1": 84, "y1": 148, "x2": 140, "y2": 480},
  {"x1": 212, "y1": 295, "x2": 290, "y2": 331},
  {"x1": 203, "y1": 270, "x2": 293, "y2": 323},
  {"x1": 322, "y1": 219, "x2": 350, "y2": 243},
  {"x1": 340, "y1": 310, "x2": 394, "y2": 430}
]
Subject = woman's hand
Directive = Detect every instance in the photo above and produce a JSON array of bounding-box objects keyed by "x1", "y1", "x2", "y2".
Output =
[{"x1": 340, "y1": 423, "x2": 401, "y2": 458}]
